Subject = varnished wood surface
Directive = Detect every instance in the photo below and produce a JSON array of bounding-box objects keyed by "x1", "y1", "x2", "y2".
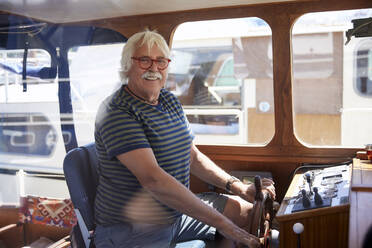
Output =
[
  {"x1": 351, "y1": 159, "x2": 372, "y2": 192},
  {"x1": 278, "y1": 209, "x2": 349, "y2": 248},
  {"x1": 276, "y1": 166, "x2": 350, "y2": 248},
  {"x1": 0, "y1": 207, "x2": 23, "y2": 247},
  {"x1": 349, "y1": 159, "x2": 372, "y2": 248}
]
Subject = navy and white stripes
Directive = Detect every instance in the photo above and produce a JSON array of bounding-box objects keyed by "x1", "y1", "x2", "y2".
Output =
[{"x1": 94, "y1": 86, "x2": 193, "y2": 225}]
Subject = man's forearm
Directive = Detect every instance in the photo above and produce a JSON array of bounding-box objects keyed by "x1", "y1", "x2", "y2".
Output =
[
  {"x1": 190, "y1": 145, "x2": 235, "y2": 191},
  {"x1": 117, "y1": 147, "x2": 233, "y2": 226},
  {"x1": 143, "y1": 168, "x2": 229, "y2": 229}
]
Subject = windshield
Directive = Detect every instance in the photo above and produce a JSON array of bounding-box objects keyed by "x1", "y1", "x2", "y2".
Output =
[{"x1": 0, "y1": 15, "x2": 126, "y2": 206}]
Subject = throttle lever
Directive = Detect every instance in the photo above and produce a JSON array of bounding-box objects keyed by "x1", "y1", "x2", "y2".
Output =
[
  {"x1": 247, "y1": 175, "x2": 263, "y2": 238},
  {"x1": 254, "y1": 175, "x2": 263, "y2": 201}
]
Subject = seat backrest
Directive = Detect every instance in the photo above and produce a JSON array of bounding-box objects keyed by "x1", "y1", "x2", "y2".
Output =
[
  {"x1": 63, "y1": 143, "x2": 206, "y2": 248},
  {"x1": 63, "y1": 143, "x2": 99, "y2": 247}
]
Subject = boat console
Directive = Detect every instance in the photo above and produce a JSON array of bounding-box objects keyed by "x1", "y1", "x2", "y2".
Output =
[{"x1": 276, "y1": 163, "x2": 351, "y2": 248}]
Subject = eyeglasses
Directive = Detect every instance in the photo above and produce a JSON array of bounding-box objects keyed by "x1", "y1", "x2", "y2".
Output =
[{"x1": 131, "y1": 56, "x2": 171, "y2": 70}]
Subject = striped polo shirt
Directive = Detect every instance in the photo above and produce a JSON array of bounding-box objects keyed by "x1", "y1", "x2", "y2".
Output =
[{"x1": 94, "y1": 85, "x2": 194, "y2": 225}]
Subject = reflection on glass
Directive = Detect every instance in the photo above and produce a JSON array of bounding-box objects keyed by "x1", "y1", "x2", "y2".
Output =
[
  {"x1": 0, "y1": 48, "x2": 66, "y2": 174},
  {"x1": 170, "y1": 17, "x2": 275, "y2": 145},
  {"x1": 0, "y1": 113, "x2": 56, "y2": 156},
  {"x1": 187, "y1": 114, "x2": 239, "y2": 135},
  {"x1": 356, "y1": 41, "x2": 372, "y2": 96},
  {"x1": 292, "y1": 8, "x2": 372, "y2": 147},
  {"x1": 68, "y1": 43, "x2": 125, "y2": 147}
]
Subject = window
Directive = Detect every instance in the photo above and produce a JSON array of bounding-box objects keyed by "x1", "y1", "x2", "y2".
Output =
[
  {"x1": 0, "y1": 49, "x2": 62, "y2": 173},
  {"x1": 68, "y1": 43, "x2": 125, "y2": 146},
  {"x1": 292, "y1": 8, "x2": 372, "y2": 147},
  {"x1": 355, "y1": 39, "x2": 372, "y2": 96},
  {"x1": 169, "y1": 17, "x2": 274, "y2": 145},
  {"x1": 0, "y1": 49, "x2": 54, "y2": 103},
  {"x1": 214, "y1": 57, "x2": 240, "y2": 87},
  {"x1": 0, "y1": 20, "x2": 126, "y2": 177},
  {"x1": 0, "y1": 18, "x2": 128, "y2": 206}
]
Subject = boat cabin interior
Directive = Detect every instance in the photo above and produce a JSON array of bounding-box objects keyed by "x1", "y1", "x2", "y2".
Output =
[{"x1": 0, "y1": 0, "x2": 372, "y2": 247}]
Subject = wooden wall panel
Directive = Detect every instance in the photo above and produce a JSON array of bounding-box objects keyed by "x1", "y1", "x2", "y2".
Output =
[
  {"x1": 0, "y1": 207, "x2": 23, "y2": 248},
  {"x1": 0, "y1": 207, "x2": 70, "y2": 248},
  {"x1": 278, "y1": 207, "x2": 349, "y2": 248}
]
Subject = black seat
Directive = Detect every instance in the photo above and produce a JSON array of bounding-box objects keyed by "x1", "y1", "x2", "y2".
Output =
[
  {"x1": 64, "y1": 143, "x2": 98, "y2": 248},
  {"x1": 63, "y1": 143, "x2": 206, "y2": 248}
]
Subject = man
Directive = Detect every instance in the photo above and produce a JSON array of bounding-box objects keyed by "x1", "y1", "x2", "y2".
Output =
[{"x1": 94, "y1": 30, "x2": 275, "y2": 248}]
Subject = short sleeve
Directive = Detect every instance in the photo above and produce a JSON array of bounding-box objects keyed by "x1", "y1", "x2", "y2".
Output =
[
  {"x1": 184, "y1": 113, "x2": 195, "y2": 141},
  {"x1": 96, "y1": 109, "x2": 150, "y2": 160}
]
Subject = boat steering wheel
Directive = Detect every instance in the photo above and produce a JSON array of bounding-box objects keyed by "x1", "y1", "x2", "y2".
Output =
[{"x1": 247, "y1": 175, "x2": 276, "y2": 248}]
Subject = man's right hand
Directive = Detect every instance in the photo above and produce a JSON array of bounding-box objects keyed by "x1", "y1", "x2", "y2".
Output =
[{"x1": 217, "y1": 218, "x2": 261, "y2": 248}]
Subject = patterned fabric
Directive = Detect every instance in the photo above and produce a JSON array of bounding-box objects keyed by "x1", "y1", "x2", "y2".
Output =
[
  {"x1": 19, "y1": 195, "x2": 77, "y2": 228},
  {"x1": 94, "y1": 86, "x2": 194, "y2": 226}
]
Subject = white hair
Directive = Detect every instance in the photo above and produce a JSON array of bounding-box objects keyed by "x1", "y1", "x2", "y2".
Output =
[{"x1": 119, "y1": 30, "x2": 170, "y2": 82}]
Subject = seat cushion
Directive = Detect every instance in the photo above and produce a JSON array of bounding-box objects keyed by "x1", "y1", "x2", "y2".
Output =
[{"x1": 19, "y1": 195, "x2": 77, "y2": 228}]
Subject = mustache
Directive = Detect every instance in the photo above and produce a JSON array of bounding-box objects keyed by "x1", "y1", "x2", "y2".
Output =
[{"x1": 142, "y1": 71, "x2": 163, "y2": 80}]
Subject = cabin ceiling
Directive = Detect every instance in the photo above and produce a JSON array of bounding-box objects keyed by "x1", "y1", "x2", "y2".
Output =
[{"x1": 0, "y1": 0, "x2": 299, "y2": 23}]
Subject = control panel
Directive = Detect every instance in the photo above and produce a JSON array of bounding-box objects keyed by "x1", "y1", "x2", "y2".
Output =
[{"x1": 283, "y1": 164, "x2": 350, "y2": 214}]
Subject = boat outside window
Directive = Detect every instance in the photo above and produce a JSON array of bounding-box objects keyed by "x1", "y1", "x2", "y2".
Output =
[
  {"x1": 292, "y1": 8, "x2": 372, "y2": 147},
  {"x1": 170, "y1": 17, "x2": 275, "y2": 145}
]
